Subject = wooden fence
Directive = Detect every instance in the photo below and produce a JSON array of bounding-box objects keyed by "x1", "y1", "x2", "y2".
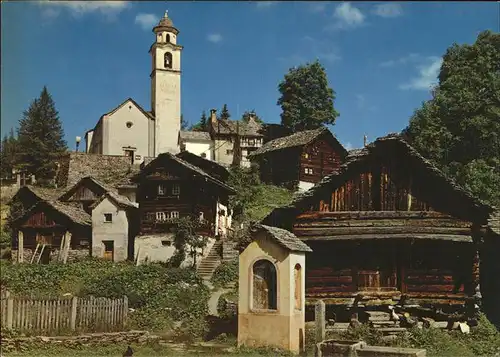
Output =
[{"x1": 0, "y1": 291, "x2": 128, "y2": 333}]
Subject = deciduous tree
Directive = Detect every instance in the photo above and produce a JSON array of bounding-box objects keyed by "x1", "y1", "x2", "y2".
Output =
[
  {"x1": 277, "y1": 60, "x2": 339, "y2": 132},
  {"x1": 404, "y1": 30, "x2": 500, "y2": 207}
]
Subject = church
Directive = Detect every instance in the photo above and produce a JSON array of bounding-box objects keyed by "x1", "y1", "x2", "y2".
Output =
[
  {"x1": 83, "y1": 11, "x2": 264, "y2": 167},
  {"x1": 84, "y1": 11, "x2": 183, "y2": 164}
]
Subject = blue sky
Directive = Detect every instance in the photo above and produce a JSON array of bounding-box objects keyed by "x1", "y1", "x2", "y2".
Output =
[{"x1": 1, "y1": 1, "x2": 497, "y2": 151}]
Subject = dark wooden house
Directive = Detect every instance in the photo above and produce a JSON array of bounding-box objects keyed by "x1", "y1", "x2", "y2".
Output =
[
  {"x1": 176, "y1": 150, "x2": 230, "y2": 183},
  {"x1": 10, "y1": 200, "x2": 91, "y2": 264},
  {"x1": 248, "y1": 127, "x2": 348, "y2": 191},
  {"x1": 132, "y1": 152, "x2": 236, "y2": 237},
  {"x1": 58, "y1": 176, "x2": 119, "y2": 213},
  {"x1": 262, "y1": 134, "x2": 493, "y2": 320}
]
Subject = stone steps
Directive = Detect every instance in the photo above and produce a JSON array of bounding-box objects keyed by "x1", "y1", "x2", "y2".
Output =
[{"x1": 197, "y1": 241, "x2": 223, "y2": 280}]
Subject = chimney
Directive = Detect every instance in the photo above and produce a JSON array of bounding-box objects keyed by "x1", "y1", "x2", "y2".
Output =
[
  {"x1": 248, "y1": 111, "x2": 256, "y2": 123},
  {"x1": 210, "y1": 109, "x2": 217, "y2": 124},
  {"x1": 75, "y1": 136, "x2": 81, "y2": 152}
]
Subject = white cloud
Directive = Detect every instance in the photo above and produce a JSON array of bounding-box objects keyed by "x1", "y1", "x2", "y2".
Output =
[
  {"x1": 372, "y1": 3, "x2": 403, "y2": 18},
  {"x1": 135, "y1": 13, "x2": 158, "y2": 30},
  {"x1": 309, "y1": 2, "x2": 327, "y2": 13},
  {"x1": 207, "y1": 33, "x2": 223, "y2": 43},
  {"x1": 256, "y1": 1, "x2": 276, "y2": 9},
  {"x1": 379, "y1": 53, "x2": 421, "y2": 67},
  {"x1": 400, "y1": 57, "x2": 443, "y2": 91},
  {"x1": 332, "y1": 2, "x2": 365, "y2": 30},
  {"x1": 38, "y1": 1, "x2": 130, "y2": 19}
]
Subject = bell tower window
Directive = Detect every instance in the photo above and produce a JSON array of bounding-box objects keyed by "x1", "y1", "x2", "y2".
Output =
[
  {"x1": 164, "y1": 52, "x2": 173, "y2": 69},
  {"x1": 166, "y1": 34, "x2": 171, "y2": 43}
]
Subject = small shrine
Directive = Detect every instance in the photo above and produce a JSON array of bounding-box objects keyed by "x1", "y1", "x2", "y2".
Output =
[{"x1": 237, "y1": 224, "x2": 312, "y2": 354}]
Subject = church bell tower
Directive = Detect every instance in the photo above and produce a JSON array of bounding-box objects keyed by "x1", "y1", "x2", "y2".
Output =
[{"x1": 150, "y1": 11, "x2": 182, "y2": 155}]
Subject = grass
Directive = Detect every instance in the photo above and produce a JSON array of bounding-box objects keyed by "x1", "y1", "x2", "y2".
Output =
[
  {"x1": 2, "y1": 341, "x2": 294, "y2": 357},
  {"x1": 244, "y1": 184, "x2": 294, "y2": 222}
]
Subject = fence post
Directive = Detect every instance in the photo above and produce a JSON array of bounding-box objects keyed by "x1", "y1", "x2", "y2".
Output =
[
  {"x1": 315, "y1": 300, "x2": 326, "y2": 343},
  {"x1": 6, "y1": 291, "x2": 13, "y2": 329},
  {"x1": 123, "y1": 295, "x2": 128, "y2": 327},
  {"x1": 70, "y1": 296, "x2": 78, "y2": 331}
]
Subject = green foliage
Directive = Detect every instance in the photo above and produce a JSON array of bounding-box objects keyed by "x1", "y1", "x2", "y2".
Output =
[
  {"x1": 277, "y1": 60, "x2": 339, "y2": 133},
  {"x1": 17, "y1": 86, "x2": 67, "y2": 183},
  {"x1": 220, "y1": 104, "x2": 231, "y2": 121},
  {"x1": 170, "y1": 216, "x2": 209, "y2": 267},
  {"x1": 191, "y1": 110, "x2": 208, "y2": 132},
  {"x1": 0, "y1": 128, "x2": 19, "y2": 178},
  {"x1": 227, "y1": 165, "x2": 294, "y2": 222},
  {"x1": 404, "y1": 30, "x2": 500, "y2": 207},
  {"x1": 320, "y1": 313, "x2": 500, "y2": 357},
  {"x1": 0, "y1": 259, "x2": 210, "y2": 336},
  {"x1": 211, "y1": 260, "x2": 238, "y2": 288},
  {"x1": 241, "y1": 110, "x2": 263, "y2": 124}
]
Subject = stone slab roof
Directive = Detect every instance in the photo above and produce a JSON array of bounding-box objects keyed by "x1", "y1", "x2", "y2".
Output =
[
  {"x1": 249, "y1": 127, "x2": 327, "y2": 157},
  {"x1": 179, "y1": 131, "x2": 212, "y2": 141},
  {"x1": 253, "y1": 224, "x2": 312, "y2": 252},
  {"x1": 56, "y1": 152, "x2": 140, "y2": 189},
  {"x1": 90, "y1": 191, "x2": 138, "y2": 210},
  {"x1": 212, "y1": 118, "x2": 263, "y2": 137},
  {"x1": 136, "y1": 152, "x2": 236, "y2": 194},
  {"x1": 11, "y1": 200, "x2": 91, "y2": 227}
]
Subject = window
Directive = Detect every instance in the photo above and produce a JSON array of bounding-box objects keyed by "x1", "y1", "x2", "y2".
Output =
[
  {"x1": 294, "y1": 264, "x2": 302, "y2": 310},
  {"x1": 156, "y1": 212, "x2": 167, "y2": 221},
  {"x1": 161, "y1": 240, "x2": 172, "y2": 246},
  {"x1": 303, "y1": 153, "x2": 309, "y2": 159},
  {"x1": 104, "y1": 213, "x2": 113, "y2": 223},
  {"x1": 170, "y1": 211, "x2": 179, "y2": 219},
  {"x1": 103, "y1": 241, "x2": 114, "y2": 261},
  {"x1": 201, "y1": 152, "x2": 207, "y2": 158},
  {"x1": 252, "y1": 259, "x2": 277, "y2": 310},
  {"x1": 304, "y1": 168, "x2": 313, "y2": 175},
  {"x1": 126, "y1": 121, "x2": 133, "y2": 128},
  {"x1": 199, "y1": 211, "x2": 205, "y2": 222},
  {"x1": 145, "y1": 212, "x2": 156, "y2": 221},
  {"x1": 226, "y1": 149, "x2": 233, "y2": 155},
  {"x1": 172, "y1": 183, "x2": 180, "y2": 195},
  {"x1": 158, "y1": 184, "x2": 166, "y2": 195},
  {"x1": 166, "y1": 34, "x2": 171, "y2": 43},
  {"x1": 164, "y1": 52, "x2": 173, "y2": 69}
]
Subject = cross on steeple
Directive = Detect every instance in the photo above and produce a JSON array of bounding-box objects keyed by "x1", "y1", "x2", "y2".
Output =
[{"x1": 164, "y1": 10, "x2": 168, "y2": 18}]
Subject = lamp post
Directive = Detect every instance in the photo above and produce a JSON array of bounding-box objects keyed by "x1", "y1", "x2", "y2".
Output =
[{"x1": 75, "y1": 136, "x2": 81, "y2": 152}]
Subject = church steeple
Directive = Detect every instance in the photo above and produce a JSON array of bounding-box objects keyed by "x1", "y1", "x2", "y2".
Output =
[{"x1": 150, "y1": 10, "x2": 183, "y2": 155}]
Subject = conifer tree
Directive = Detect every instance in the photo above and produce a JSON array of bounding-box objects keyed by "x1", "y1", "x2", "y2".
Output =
[
  {"x1": 17, "y1": 86, "x2": 67, "y2": 184},
  {"x1": 219, "y1": 104, "x2": 231, "y2": 121}
]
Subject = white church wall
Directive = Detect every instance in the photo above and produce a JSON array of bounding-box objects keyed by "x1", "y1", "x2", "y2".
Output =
[{"x1": 106, "y1": 100, "x2": 153, "y2": 164}]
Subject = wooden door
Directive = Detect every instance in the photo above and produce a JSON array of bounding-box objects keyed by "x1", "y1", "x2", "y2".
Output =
[{"x1": 103, "y1": 240, "x2": 114, "y2": 261}]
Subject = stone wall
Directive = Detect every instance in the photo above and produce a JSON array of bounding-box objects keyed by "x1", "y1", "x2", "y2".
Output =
[
  {"x1": 315, "y1": 339, "x2": 426, "y2": 357},
  {"x1": 11, "y1": 248, "x2": 90, "y2": 263},
  {"x1": 1, "y1": 330, "x2": 159, "y2": 354}
]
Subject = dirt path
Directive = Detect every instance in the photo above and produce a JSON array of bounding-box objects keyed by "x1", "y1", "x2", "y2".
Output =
[{"x1": 204, "y1": 281, "x2": 234, "y2": 316}]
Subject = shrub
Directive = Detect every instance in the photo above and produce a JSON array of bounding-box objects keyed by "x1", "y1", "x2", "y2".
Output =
[
  {"x1": 211, "y1": 259, "x2": 238, "y2": 288},
  {"x1": 0, "y1": 260, "x2": 210, "y2": 336}
]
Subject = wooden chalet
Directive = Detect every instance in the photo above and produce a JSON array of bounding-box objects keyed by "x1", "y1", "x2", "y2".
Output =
[
  {"x1": 10, "y1": 200, "x2": 91, "y2": 264},
  {"x1": 248, "y1": 127, "x2": 348, "y2": 191},
  {"x1": 176, "y1": 150, "x2": 230, "y2": 183},
  {"x1": 132, "y1": 152, "x2": 236, "y2": 237},
  {"x1": 262, "y1": 134, "x2": 493, "y2": 320}
]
